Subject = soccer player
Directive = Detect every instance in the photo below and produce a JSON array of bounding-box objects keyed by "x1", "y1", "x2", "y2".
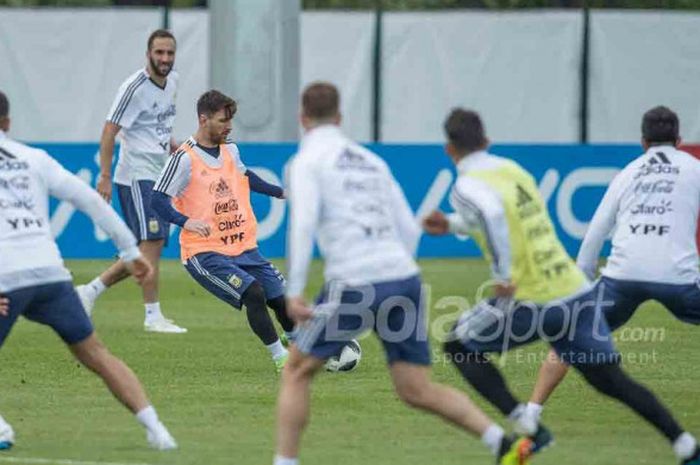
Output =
[
  {"x1": 0, "y1": 91, "x2": 176, "y2": 450},
  {"x1": 520, "y1": 106, "x2": 700, "y2": 464},
  {"x1": 274, "y1": 82, "x2": 533, "y2": 465},
  {"x1": 76, "y1": 29, "x2": 186, "y2": 334},
  {"x1": 422, "y1": 108, "x2": 700, "y2": 463},
  {"x1": 151, "y1": 90, "x2": 294, "y2": 372}
]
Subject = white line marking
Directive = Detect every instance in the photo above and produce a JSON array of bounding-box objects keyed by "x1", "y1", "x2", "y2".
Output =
[{"x1": 0, "y1": 456, "x2": 155, "y2": 465}]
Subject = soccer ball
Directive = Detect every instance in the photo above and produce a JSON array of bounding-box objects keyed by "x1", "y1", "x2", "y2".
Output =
[{"x1": 325, "y1": 339, "x2": 362, "y2": 372}]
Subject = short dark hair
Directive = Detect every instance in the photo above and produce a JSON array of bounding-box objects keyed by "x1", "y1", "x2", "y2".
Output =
[
  {"x1": 197, "y1": 90, "x2": 237, "y2": 119},
  {"x1": 302, "y1": 82, "x2": 339, "y2": 120},
  {"x1": 147, "y1": 29, "x2": 176, "y2": 51},
  {"x1": 444, "y1": 108, "x2": 488, "y2": 153},
  {"x1": 642, "y1": 106, "x2": 679, "y2": 145},
  {"x1": 0, "y1": 91, "x2": 8, "y2": 119}
]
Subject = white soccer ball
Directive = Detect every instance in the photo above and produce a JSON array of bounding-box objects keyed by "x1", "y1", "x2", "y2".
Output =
[{"x1": 325, "y1": 339, "x2": 362, "y2": 372}]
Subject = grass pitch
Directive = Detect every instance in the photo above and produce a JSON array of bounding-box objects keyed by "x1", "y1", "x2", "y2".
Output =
[{"x1": 0, "y1": 259, "x2": 698, "y2": 465}]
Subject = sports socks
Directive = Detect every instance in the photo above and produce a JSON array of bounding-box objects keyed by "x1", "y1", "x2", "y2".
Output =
[
  {"x1": 480, "y1": 424, "x2": 505, "y2": 456},
  {"x1": 273, "y1": 455, "x2": 299, "y2": 465},
  {"x1": 267, "y1": 340, "x2": 287, "y2": 360},
  {"x1": 86, "y1": 277, "x2": 107, "y2": 298},
  {"x1": 144, "y1": 302, "x2": 164, "y2": 322},
  {"x1": 136, "y1": 405, "x2": 160, "y2": 431},
  {"x1": 674, "y1": 432, "x2": 698, "y2": 460}
]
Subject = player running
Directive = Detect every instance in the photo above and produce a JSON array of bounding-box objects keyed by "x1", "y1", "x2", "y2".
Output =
[
  {"x1": 0, "y1": 90, "x2": 176, "y2": 450},
  {"x1": 274, "y1": 83, "x2": 533, "y2": 465},
  {"x1": 76, "y1": 29, "x2": 186, "y2": 334},
  {"x1": 151, "y1": 90, "x2": 294, "y2": 373},
  {"x1": 521, "y1": 106, "x2": 700, "y2": 464},
  {"x1": 422, "y1": 108, "x2": 699, "y2": 463}
]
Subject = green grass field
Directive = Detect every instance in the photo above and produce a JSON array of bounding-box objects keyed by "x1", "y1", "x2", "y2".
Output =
[{"x1": 1, "y1": 259, "x2": 698, "y2": 465}]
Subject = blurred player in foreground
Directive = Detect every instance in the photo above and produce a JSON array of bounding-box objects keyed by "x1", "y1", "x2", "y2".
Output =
[
  {"x1": 0, "y1": 91, "x2": 176, "y2": 450},
  {"x1": 274, "y1": 82, "x2": 533, "y2": 465}
]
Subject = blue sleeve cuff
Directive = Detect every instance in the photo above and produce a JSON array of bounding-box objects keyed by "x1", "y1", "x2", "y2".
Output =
[
  {"x1": 151, "y1": 191, "x2": 188, "y2": 228},
  {"x1": 246, "y1": 170, "x2": 284, "y2": 198}
]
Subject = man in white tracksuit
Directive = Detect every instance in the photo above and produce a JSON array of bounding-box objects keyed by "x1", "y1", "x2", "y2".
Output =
[
  {"x1": 273, "y1": 82, "x2": 533, "y2": 465},
  {"x1": 524, "y1": 106, "x2": 700, "y2": 465},
  {"x1": 0, "y1": 90, "x2": 177, "y2": 451}
]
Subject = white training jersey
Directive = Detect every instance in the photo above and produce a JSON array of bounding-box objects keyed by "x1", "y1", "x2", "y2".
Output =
[
  {"x1": 154, "y1": 137, "x2": 247, "y2": 197},
  {"x1": 106, "y1": 68, "x2": 178, "y2": 185},
  {"x1": 285, "y1": 125, "x2": 420, "y2": 297},
  {"x1": 0, "y1": 130, "x2": 140, "y2": 293},
  {"x1": 577, "y1": 145, "x2": 700, "y2": 284}
]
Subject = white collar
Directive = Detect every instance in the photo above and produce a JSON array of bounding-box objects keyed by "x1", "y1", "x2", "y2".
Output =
[
  {"x1": 0, "y1": 129, "x2": 6, "y2": 141},
  {"x1": 300, "y1": 124, "x2": 344, "y2": 149},
  {"x1": 455, "y1": 150, "x2": 490, "y2": 173}
]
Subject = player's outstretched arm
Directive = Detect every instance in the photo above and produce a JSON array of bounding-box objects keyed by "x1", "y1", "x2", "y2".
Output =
[
  {"x1": 97, "y1": 121, "x2": 121, "y2": 202},
  {"x1": 246, "y1": 170, "x2": 285, "y2": 198},
  {"x1": 41, "y1": 152, "x2": 140, "y2": 263}
]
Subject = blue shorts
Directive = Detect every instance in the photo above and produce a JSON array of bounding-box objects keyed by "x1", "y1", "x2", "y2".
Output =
[
  {"x1": 295, "y1": 275, "x2": 431, "y2": 366},
  {"x1": 184, "y1": 249, "x2": 285, "y2": 309},
  {"x1": 451, "y1": 286, "x2": 619, "y2": 366},
  {"x1": 117, "y1": 180, "x2": 168, "y2": 243},
  {"x1": 597, "y1": 276, "x2": 700, "y2": 330},
  {"x1": 0, "y1": 282, "x2": 94, "y2": 346}
]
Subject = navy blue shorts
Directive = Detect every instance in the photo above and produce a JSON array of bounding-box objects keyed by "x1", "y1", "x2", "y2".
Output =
[
  {"x1": 295, "y1": 275, "x2": 431, "y2": 366},
  {"x1": 597, "y1": 276, "x2": 700, "y2": 330},
  {"x1": 184, "y1": 249, "x2": 285, "y2": 309},
  {"x1": 0, "y1": 282, "x2": 94, "y2": 346},
  {"x1": 117, "y1": 180, "x2": 168, "y2": 243},
  {"x1": 451, "y1": 286, "x2": 619, "y2": 366}
]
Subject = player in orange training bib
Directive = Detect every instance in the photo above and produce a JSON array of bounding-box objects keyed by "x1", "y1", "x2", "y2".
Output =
[{"x1": 152, "y1": 90, "x2": 294, "y2": 372}]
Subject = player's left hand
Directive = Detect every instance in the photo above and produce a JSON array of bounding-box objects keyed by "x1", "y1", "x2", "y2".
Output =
[
  {"x1": 422, "y1": 210, "x2": 449, "y2": 235},
  {"x1": 287, "y1": 296, "x2": 313, "y2": 323},
  {"x1": 0, "y1": 295, "x2": 9, "y2": 317}
]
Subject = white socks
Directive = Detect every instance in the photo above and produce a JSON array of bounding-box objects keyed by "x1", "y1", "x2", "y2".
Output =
[
  {"x1": 481, "y1": 424, "x2": 505, "y2": 456},
  {"x1": 136, "y1": 406, "x2": 160, "y2": 432},
  {"x1": 510, "y1": 402, "x2": 542, "y2": 435},
  {"x1": 674, "y1": 432, "x2": 698, "y2": 460},
  {"x1": 267, "y1": 340, "x2": 287, "y2": 359},
  {"x1": 88, "y1": 277, "x2": 107, "y2": 296},
  {"x1": 273, "y1": 455, "x2": 299, "y2": 465},
  {"x1": 145, "y1": 302, "x2": 164, "y2": 322},
  {"x1": 524, "y1": 402, "x2": 543, "y2": 421}
]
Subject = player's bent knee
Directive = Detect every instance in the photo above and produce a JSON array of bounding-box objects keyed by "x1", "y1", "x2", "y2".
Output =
[
  {"x1": 70, "y1": 334, "x2": 109, "y2": 369},
  {"x1": 242, "y1": 282, "x2": 266, "y2": 306},
  {"x1": 577, "y1": 362, "x2": 625, "y2": 397},
  {"x1": 395, "y1": 381, "x2": 431, "y2": 409}
]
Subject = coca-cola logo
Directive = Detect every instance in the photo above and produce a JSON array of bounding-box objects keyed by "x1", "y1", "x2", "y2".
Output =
[{"x1": 214, "y1": 198, "x2": 238, "y2": 215}]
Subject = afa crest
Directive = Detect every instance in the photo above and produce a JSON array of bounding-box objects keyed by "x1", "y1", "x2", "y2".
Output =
[{"x1": 228, "y1": 274, "x2": 243, "y2": 289}]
